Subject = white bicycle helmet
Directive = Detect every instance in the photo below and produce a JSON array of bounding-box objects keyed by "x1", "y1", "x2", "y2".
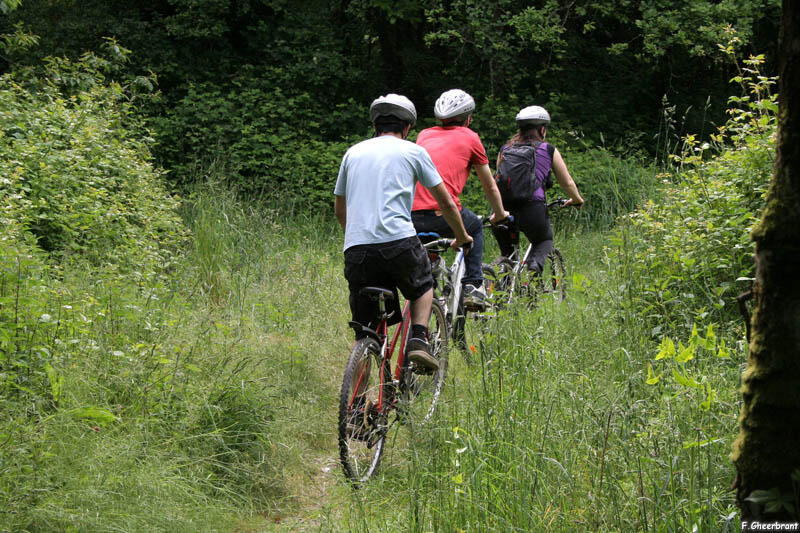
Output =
[
  {"x1": 369, "y1": 93, "x2": 417, "y2": 125},
  {"x1": 434, "y1": 89, "x2": 476, "y2": 120},
  {"x1": 515, "y1": 105, "x2": 551, "y2": 126}
]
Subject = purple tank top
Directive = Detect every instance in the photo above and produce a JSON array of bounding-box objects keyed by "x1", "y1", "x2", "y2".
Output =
[
  {"x1": 532, "y1": 142, "x2": 554, "y2": 201},
  {"x1": 500, "y1": 141, "x2": 554, "y2": 202}
]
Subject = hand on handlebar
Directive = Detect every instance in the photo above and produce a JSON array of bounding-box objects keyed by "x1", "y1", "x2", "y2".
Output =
[
  {"x1": 563, "y1": 198, "x2": 584, "y2": 208},
  {"x1": 451, "y1": 234, "x2": 473, "y2": 251},
  {"x1": 489, "y1": 210, "x2": 511, "y2": 225}
]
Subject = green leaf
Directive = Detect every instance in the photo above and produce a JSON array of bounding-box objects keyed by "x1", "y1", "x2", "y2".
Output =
[
  {"x1": 672, "y1": 368, "x2": 700, "y2": 389},
  {"x1": 44, "y1": 362, "x2": 63, "y2": 405},
  {"x1": 716, "y1": 340, "x2": 730, "y2": 359},
  {"x1": 744, "y1": 488, "x2": 779, "y2": 505},
  {"x1": 645, "y1": 363, "x2": 661, "y2": 385},
  {"x1": 69, "y1": 406, "x2": 118, "y2": 426},
  {"x1": 682, "y1": 437, "x2": 723, "y2": 449},
  {"x1": 655, "y1": 337, "x2": 675, "y2": 360},
  {"x1": 675, "y1": 342, "x2": 695, "y2": 364}
]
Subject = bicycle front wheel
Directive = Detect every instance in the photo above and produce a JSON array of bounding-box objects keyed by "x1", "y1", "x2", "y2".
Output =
[
  {"x1": 403, "y1": 299, "x2": 448, "y2": 422},
  {"x1": 451, "y1": 297, "x2": 467, "y2": 352},
  {"x1": 338, "y1": 337, "x2": 391, "y2": 486},
  {"x1": 487, "y1": 258, "x2": 515, "y2": 308}
]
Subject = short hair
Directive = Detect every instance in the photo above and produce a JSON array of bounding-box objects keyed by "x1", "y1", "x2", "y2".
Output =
[
  {"x1": 374, "y1": 115, "x2": 409, "y2": 135},
  {"x1": 441, "y1": 112, "x2": 471, "y2": 126}
]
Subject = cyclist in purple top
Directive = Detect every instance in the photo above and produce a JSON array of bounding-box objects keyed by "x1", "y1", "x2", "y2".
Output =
[{"x1": 491, "y1": 105, "x2": 584, "y2": 274}]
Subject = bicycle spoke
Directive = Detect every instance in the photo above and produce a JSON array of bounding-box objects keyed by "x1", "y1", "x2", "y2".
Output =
[
  {"x1": 338, "y1": 338, "x2": 391, "y2": 485},
  {"x1": 402, "y1": 300, "x2": 448, "y2": 422}
]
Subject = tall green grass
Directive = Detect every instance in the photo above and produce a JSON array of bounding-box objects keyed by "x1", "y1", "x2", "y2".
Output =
[
  {"x1": 328, "y1": 229, "x2": 743, "y2": 532},
  {"x1": 3, "y1": 172, "x2": 750, "y2": 531},
  {"x1": 0, "y1": 183, "x2": 353, "y2": 531}
]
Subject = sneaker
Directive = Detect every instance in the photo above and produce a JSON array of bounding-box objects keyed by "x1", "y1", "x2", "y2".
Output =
[
  {"x1": 463, "y1": 284, "x2": 487, "y2": 310},
  {"x1": 406, "y1": 337, "x2": 439, "y2": 371}
]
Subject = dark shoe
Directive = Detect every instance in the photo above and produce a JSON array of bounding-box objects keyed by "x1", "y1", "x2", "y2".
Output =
[
  {"x1": 406, "y1": 337, "x2": 439, "y2": 371},
  {"x1": 526, "y1": 260, "x2": 543, "y2": 276},
  {"x1": 463, "y1": 283, "x2": 487, "y2": 311}
]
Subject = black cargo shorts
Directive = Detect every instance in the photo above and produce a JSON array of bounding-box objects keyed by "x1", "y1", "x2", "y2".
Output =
[{"x1": 343, "y1": 236, "x2": 434, "y2": 328}]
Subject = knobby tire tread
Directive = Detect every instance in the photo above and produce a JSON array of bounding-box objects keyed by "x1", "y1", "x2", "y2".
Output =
[{"x1": 338, "y1": 337, "x2": 390, "y2": 486}]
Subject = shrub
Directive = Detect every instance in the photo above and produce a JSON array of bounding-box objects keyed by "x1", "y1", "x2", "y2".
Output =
[
  {"x1": 615, "y1": 54, "x2": 775, "y2": 332},
  {"x1": 150, "y1": 68, "x2": 364, "y2": 208},
  {"x1": 0, "y1": 38, "x2": 189, "y2": 427},
  {"x1": 0, "y1": 46, "x2": 187, "y2": 274}
]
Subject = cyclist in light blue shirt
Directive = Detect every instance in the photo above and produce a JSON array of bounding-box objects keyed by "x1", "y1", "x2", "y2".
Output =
[
  {"x1": 334, "y1": 94, "x2": 472, "y2": 370},
  {"x1": 335, "y1": 134, "x2": 442, "y2": 251}
]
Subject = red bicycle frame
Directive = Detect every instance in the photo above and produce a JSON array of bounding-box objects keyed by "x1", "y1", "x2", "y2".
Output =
[{"x1": 372, "y1": 301, "x2": 412, "y2": 411}]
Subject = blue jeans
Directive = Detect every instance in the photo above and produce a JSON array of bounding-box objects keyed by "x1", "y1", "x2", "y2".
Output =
[{"x1": 411, "y1": 207, "x2": 484, "y2": 287}]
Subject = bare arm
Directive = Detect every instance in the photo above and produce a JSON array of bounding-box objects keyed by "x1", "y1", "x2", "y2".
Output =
[
  {"x1": 551, "y1": 149, "x2": 584, "y2": 206},
  {"x1": 334, "y1": 195, "x2": 346, "y2": 228},
  {"x1": 474, "y1": 163, "x2": 509, "y2": 223},
  {"x1": 427, "y1": 183, "x2": 473, "y2": 249}
]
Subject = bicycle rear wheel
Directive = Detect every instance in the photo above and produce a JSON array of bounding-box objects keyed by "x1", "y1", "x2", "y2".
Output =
[
  {"x1": 403, "y1": 299, "x2": 448, "y2": 422},
  {"x1": 338, "y1": 337, "x2": 391, "y2": 485},
  {"x1": 543, "y1": 249, "x2": 567, "y2": 302}
]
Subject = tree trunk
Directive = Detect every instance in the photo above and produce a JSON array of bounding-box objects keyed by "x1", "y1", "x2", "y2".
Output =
[{"x1": 731, "y1": 0, "x2": 800, "y2": 525}]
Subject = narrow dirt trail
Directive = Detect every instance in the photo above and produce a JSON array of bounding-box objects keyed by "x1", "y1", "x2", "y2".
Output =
[{"x1": 244, "y1": 229, "x2": 601, "y2": 532}]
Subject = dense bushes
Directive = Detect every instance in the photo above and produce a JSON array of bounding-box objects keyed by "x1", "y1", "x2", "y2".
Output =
[
  {"x1": 615, "y1": 56, "x2": 775, "y2": 332},
  {"x1": 0, "y1": 48, "x2": 293, "y2": 528},
  {"x1": 0, "y1": 45, "x2": 186, "y2": 402},
  {"x1": 459, "y1": 142, "x2": 655, "y2": 228},
  {"x1": 149, "y1": 71, "x2": 363, "y2": 205},
  {"x1": 0, "y1": 50, "x2": 187, "y2": 273}
]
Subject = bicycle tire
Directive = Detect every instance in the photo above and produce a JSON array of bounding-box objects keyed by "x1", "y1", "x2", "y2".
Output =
[
  {"x1": 338, "y1": 337, "x2": 391, "y2": 485},
  {"x1": 403, "y1": 299, "x2": 448, "y2": 422},
  {"x1": 451, "y1": 297, "x2": 466, "y2": 352},
  {"x1": 488, "y1": 257, "x2": 515, "y2": 308},
  {"x1": 544, "y1": 249, "x2": 567, "y2": 302}
]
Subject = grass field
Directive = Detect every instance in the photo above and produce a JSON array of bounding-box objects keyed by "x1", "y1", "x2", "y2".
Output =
[{"x1": 1, "y1": 189, "x2": 746, "y2": 532}]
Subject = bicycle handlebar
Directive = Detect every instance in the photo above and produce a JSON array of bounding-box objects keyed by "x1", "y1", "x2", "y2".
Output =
[
  {"x1": 483, "y1": 198, "x2": 575, "y2": 230},
  {"x1": 547, "y1": 198, "x2": 570, "y2": 209},
  {"x1": 423, "y1": 238, "x2": 471, "y2": 252},
  {"x1": 482, "y1": 214, "x2": 515, "y2": 229}
]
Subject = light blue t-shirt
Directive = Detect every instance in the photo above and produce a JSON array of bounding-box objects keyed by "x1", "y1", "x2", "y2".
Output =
[{"x1": 334, "y1": 135, "x2": 443, "y2": 251}]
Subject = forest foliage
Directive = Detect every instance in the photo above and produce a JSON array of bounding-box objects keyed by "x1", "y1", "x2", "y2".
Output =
[
  {"x1": 0, "y1": 1, "x2": 784, "y2": 529},
  {"x1": 0, "y1": 0, "x2": 781, "y2": 203},
  {"x1": 617, "y1": 52, "x2": 776, "y2": 333}
]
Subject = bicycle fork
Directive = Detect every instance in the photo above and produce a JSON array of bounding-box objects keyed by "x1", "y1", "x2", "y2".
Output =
[{"x1": 443, "y1": 250, "x2": 465, "y2": 323}]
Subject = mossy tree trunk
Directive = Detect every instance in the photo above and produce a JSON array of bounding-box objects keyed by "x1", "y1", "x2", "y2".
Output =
[{"x1": 732, "y1": 0, "x2": 800, "y2": 524}]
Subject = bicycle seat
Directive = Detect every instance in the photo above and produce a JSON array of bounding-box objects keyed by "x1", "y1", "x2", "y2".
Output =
[
  {"x1": 349, "y1": 321, "x2": 380, "y2": 341},
  {"x1": 359, "y1": 287, "x2": 395, "y2": 301},
  {"x1": 417, "y1": 231, "x2": 440, "y2": 244}
]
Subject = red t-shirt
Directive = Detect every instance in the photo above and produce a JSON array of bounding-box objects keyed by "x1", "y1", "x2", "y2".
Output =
[{"x1": 413, "y1": 126, "x2": 489, "y2": 211}]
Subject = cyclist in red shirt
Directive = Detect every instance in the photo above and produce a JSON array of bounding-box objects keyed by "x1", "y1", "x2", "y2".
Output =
[{"x1": 412, "y1": 89, "x2": 509, "y2": 310}]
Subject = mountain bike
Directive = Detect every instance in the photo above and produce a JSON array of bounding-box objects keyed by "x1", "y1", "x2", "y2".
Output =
[
  {"x1": 483, "y1": 198, "x2": 569, "y2": 308},
  {"x1": 419, "y1": 234, "x2": 492, "y2": 353},
  {"x1": 337, "y1": 286, "x2": 447, "y2": 486}
]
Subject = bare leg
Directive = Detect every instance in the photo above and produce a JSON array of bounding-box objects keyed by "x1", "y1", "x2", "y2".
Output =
[{"x1": 409, "y1": 288, "x2": 433, "y2": 326}]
